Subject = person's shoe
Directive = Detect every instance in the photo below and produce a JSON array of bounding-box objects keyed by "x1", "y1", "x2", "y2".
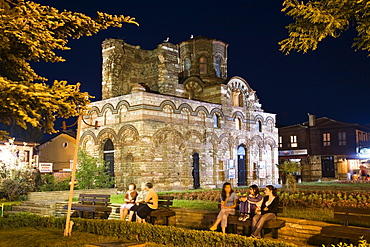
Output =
[
  {"x1": 210, "y1": 225, "x2": 217, "y2": 231},
  {"x1": 238, "y1": 214, "x2": 244, "y2": 221},
  {"x1": 242, "y1": 214, "x2": 250, "y2": 221}
]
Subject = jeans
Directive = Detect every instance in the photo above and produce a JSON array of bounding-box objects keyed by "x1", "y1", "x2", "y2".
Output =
[{"x1": 251, "y1": 213, "x2": 276, "y2": 238}]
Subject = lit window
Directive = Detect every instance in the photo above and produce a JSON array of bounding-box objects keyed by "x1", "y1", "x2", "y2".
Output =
[
  {"x1": 323, "y1": 133, "x2": 331, "y2": 146},
  {"x1": 199, "y1": 57, "x2": 207, "y2": 75},
  {"x1": 184, "y1": 58, "x2": 191, "y2": 76},
  {"x1": 338, "y1": 132, "x2": 346, "y2": 146},
  {"x1": 213, "y1": 114, "x2": 220, "y2": 128},
  {"x1": 215, "y1": 58, "x2": 221, "y2": 77},
  {"x1": 290, "y1": 135, "x2": 298, "y2": 147},
  {"x1": 278, "y1": 136, "x2": 283, "y2": 148}
]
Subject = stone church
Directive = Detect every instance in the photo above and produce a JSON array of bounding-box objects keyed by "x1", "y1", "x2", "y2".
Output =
[{"x1": 80, "y1": 36, "x2": 279, "y2": 190}]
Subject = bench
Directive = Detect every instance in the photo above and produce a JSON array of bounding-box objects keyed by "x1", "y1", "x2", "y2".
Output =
[
  {"x1": 208, "y1": 204, "x2": 285, "y2": 238},
  {"x1": 321, "y1": 206, "x2": 370, "y2": 245},
  {"x1": 116, "y1": 195, "x2": 176, "y2": 226},
  {"x1": 64, "y1": 194, "x2": 112, "y2": 219}
]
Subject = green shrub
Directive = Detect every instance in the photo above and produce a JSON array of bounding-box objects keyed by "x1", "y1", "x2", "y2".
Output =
[
  {"x1": 326, "y1": 239, "x2": 370, "y2": 247},
  {"x1": 0, "y1": 213, "x2": 296, "y2": 247},
  {"x1": 39, "y1": 174, "x2": 70, "y2": 191},
  {"x1": 76, "y1": 149, "x2": 114, "y2": 189}
]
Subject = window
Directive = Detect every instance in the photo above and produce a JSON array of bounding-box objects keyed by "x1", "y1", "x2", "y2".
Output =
[
  {"x1": 199, "y1": 57, "x2": 207, "y2": 75},
  {"x1": 323, "y1": 133, "x2": 331, "y2": 146},
  {"x1": 184, "y1": 58, "x2": 191, "y2": 76},
  {"x1": 290, "y1": 135, "x2": 298, "y2": 147},
  {"x1": 278, "y1": 136, "x2": 283, "y2": 148},
  {"x1": 232, "y1": 89, "x2": 241, "y2": 107},
  {"x1": 213, "y1": 114, "x2": 220, "y2": 128},
  {"x1": 257, "y1": 121, "x2": 262, "y2": 132},
  {"x1": 338, "y1": 132, "x2": 346, "y2": 146},
  {"x1": 215, "y1": 58, "x2": 221, "y2": 77},
  {"x1": 235, "y1": 118, "x2": 241, "y2": 130}
]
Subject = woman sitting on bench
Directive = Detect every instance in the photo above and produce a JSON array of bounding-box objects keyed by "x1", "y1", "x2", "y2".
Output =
[
  {"x1": 251, "y1": 185, "x2": 279, "y2": 239},
  {"x1": 210, "y1": 182, "x2": 238, "y2": 234},
  {"x1": 238, "y1": 184, "x2": 263, "y2": 221}
]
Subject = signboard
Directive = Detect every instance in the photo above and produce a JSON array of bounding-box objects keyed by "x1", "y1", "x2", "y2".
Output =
[
  {"x1": 259, "y1": 169, "x2": 266, "y2": 179},
  {"x1": 278, "y1": 149, "x2": 308, "y2": 156},
  {"x1": 228, "y1": 168, "x2": 235, "y2": 179},
  {"x1": 39, "y1": 163, "x2": 53, "y2": 173}
]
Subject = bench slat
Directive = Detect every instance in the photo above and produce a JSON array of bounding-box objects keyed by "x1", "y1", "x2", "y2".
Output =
[
  {"x1": 334, "y1": 206, "x2": 370, "y2": 215},
  {"x1": 79, "y1": 198, "x2": 110, "y2": 202},
  {"x1": 79, "y1": 194, "x2": 110, "y2": 198}
]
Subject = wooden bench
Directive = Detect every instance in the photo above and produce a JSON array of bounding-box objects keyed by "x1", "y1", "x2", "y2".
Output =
[
  {"x1": 209, "y1": 204, "x2": 285, "y2": 238},
  {"x1": 321, "y1": 206, "x2": 370, "y2": 245},
  {"x1": 116, "y1": 195, "x2": 176, "y2": 226},
  {"x1": 64, "y1": 194, "x2": 111, "y2": 219}
]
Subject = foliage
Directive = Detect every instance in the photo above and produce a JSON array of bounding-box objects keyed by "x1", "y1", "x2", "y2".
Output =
[
  {"x1": 0, "y1": 0, "x2": 139, "y2": 136},
  {"x1": 276, "y1": 161, "x2": 300, "y2": 192},
  {"x1": 0, "y1": 214, "x2": 296, "y2": 247},
  {"x1": 326, "y1": 239, "x2": 370, "y2": 247},
  {"x1": 279, "y1": 0, "x2": 370, "y2": 55},
  {"x1": 39, "y1": 174, "x2": 70, "y2": 192},
  {"x1": 76, "y1": 149, "x2": 114, "y2": 189}
]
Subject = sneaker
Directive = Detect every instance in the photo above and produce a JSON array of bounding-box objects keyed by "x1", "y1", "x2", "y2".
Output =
[
  {"x1": 242, "y1": 214, "x2": 250, "y2": 221},
  {"x1": 238, "y1": 214, "x2": 244, "y2": 221}
]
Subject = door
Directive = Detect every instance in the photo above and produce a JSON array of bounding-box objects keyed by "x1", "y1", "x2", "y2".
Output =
[
  {"x1": 103, "y1": 139, "x2": 115, "y2": 184},
  {"x1": 192, "y1": 153, "x2": 200, "y2": 189},
  {"x1": 321, "y1": 156, "x2": 335, "y2": 177},
  {"x1": 237, "y1": 145, "x2": 246, "y2": 186}
]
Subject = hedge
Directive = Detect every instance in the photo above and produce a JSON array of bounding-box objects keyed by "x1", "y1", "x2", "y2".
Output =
[{"x1": 0, "y1": 213, "x2": 296, "y2": 247}]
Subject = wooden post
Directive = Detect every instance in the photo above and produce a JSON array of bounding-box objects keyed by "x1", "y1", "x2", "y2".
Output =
[{"x1": 64, "y1": 115, "x2": 82, "y2": 237}]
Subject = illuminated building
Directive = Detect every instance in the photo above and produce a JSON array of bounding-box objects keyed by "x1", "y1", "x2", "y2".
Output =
[
  {"x1": 278, "y1": 114, "x2": 370, "y2": 181},
  {"x1": 79, "y1": 36, "x2": 279, "y2": 190}
]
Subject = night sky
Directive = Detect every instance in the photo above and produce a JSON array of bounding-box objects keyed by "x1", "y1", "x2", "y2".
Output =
[{"x1": 33, "y1": 0, "x2": 370, "y2": 128}]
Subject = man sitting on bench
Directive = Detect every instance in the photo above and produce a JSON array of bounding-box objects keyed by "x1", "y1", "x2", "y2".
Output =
[{"x1": 135, "y1": 182, "x2": 158, "y2": 223}]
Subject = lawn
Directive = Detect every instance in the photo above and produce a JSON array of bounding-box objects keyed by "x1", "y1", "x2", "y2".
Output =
[{"x1": 0, "y1": 227, "x2": 164, "y2": 247}]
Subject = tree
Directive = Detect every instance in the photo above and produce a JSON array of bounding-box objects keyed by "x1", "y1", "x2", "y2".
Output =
[
  {"x1": 276, "y1": 161, "x2": 300, "y2": 192},
  {"x1": 279, "y1": 0, "x2": 370, "y2": 55},
  {"x1": 76, "y1": 149, "x2": 114, "y2": 189},
  {"x1": 0, "y1": 0, "x2": 139, "y2": 137}
]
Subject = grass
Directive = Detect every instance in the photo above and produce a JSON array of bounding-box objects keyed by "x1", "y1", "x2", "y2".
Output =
[{"x1": 0, "y1": 227, "x2": 166, "y2": 247}]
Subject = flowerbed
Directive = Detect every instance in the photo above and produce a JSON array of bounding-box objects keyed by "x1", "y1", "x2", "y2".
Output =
[{"x1": 162, "y1": 189, "x2": 370, "y2": 209}]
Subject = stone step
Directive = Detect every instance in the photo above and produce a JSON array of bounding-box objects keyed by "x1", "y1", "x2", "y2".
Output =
[
  {"x1": 20, "y1": 201, "x2": 56, "y2": 209},
  {"x1": 12, "y1": 205, "x2": 53, "y2": 216}
]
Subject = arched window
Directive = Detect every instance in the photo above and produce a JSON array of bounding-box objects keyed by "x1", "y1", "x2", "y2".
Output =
[
  {"x1": 184, "y1": 58, "x2": 191, "y2": 76},
  {"x1": 257, "y1": 120, "x2": 262, "y2": 132},
  {"x1": 213, "y1": 114, "x2": 220, "y2": 128},
  {"x1": 232, "y1": 89, "x2": 241, "y2": 107},
  {"x1": 215, "y1": 58, "x2": 221, "y2": 77},
  {"x1": 235, "y1": 118, "x2": 241, "y2": 130},
  {"x1": 199, "y1": 57, "x2": 207, "y2": 75}
]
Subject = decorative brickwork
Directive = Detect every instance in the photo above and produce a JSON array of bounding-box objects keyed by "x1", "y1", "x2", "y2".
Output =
[{"x1": 81, "y1": 36, "x2": 278, "y2": 190}]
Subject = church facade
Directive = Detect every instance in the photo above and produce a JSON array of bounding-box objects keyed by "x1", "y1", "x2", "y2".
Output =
[{"x1": 80, "y1": 36, "x2": 279, "y2": 190}]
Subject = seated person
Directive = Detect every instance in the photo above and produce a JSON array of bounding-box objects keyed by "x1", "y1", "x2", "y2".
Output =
[
  {"x1": 135, "y1": 182, "x2": 158, "y2": 223},
  {"x1": 128, "y1": 182, "x2": 148, "y2": 222},
  {"x1": 238, "y1": 184, "x2": 263, "y2": 221},
  {"x1": 251, "y1": 185, "x2": 280, "y2": 239},
  {"x1": 120, "y1": 183, "x2": 137, "y2": 220}
]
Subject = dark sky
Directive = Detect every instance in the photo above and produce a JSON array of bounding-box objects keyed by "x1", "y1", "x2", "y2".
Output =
[{"x1": 33, "y1": 0, "x2": 370, "y2": 127}]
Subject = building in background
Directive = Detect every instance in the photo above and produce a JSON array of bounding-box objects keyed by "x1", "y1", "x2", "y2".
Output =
[
  {"x1": 80, "y1": 36, "x2": 279, "y2": 190},
  {"x1": 279, "y1": 114, "x2": 370, "y2": 181},
  {"x1": 38, "y1": 131, "x2": 76, "y2": 173},
  {"x1": 0, "y1": 139, "x2": 38, "y2": 170}
]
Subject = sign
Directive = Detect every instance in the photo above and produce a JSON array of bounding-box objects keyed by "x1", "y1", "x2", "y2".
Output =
[
  {"x1": 259, "y1": 169, "x2": 266, "y2": 179},
  {"x1": 39, "y1": 163, "x2": 53, "y2": 173},
  {"x1": 228, "y1": 168, "x2": 235, "y2": 179},
  {"x1": 278, "y1": 149, "x2": 308, "y2": 156}
]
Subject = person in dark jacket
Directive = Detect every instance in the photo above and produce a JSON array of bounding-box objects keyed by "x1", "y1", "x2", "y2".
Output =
[{"x1": 251, "y1": 185, "x2": 280, "y2": 238}]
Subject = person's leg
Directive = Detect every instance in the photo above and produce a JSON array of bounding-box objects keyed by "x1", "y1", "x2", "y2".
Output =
[
  {"x1": 120, "y1": 206, "x2": 125, "y2": 220},
  {"x1": 251, "y1": 214, "x2": 262, "y2": 236},
  {"x1": 251, "y1": 213, "x2": 276, "y2": 238},
  {"x1": 220, "y1": 208, "x2": 235, "y2": 234}
]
